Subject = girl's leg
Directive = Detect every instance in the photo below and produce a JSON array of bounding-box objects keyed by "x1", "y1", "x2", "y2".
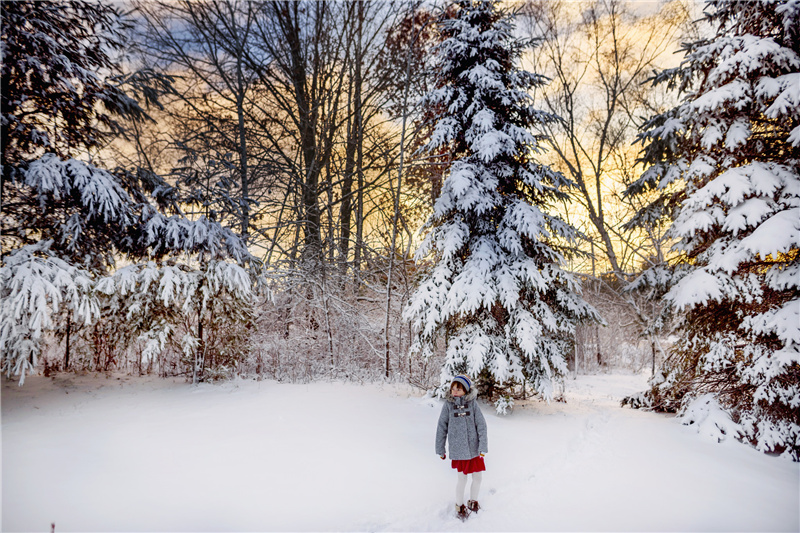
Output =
[
  {"x1": 469, "y1": 471, "x2": 483, "y2": 501},
  {"x1": 455, "y1": 472, "x2": 468, "y2": 506}
]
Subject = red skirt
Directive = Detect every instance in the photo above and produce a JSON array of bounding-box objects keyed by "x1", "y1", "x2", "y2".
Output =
[{"x1": 451, "y1": 456, "x2": 486, "y2": 474}]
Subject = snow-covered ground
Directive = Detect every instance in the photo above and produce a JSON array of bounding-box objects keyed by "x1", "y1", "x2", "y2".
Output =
[{"x1": 2, "y1": 372, "x2": 798, "y2": 532}]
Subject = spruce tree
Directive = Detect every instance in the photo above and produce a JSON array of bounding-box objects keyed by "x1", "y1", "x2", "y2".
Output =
[
  {"x1": 627, "y1": 0, "x2": 799, "y2": 458},
  {"x1": 405, "y1": 0, "x2": 597, "y2": 399}
]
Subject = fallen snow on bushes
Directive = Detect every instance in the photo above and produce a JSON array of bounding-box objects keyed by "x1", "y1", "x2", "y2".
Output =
[{"x1": 2, "y1": 372, "x2": 798, "y2": 531}]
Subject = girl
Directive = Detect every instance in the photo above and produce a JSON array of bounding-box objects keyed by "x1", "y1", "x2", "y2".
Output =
[{"x1": 435, "y1": 375, "x2": 488, "y2": 520}]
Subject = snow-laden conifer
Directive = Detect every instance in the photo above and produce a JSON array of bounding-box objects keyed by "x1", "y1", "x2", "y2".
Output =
[
  {"x1": 1, "y1": 152, "x2": 259, "y2": 383},
  {"x1": 405, "y1": 0, "x2": 598, "y2": 399},
  {"x1": 627, "y1": 0, "x2": 800, "y2": 459},
  {"x1": 95, "y1": 259, "x2": 255, "y2": 380},
  {"x1": 0, "y1": 1, "x2": 260, "y2": 383},
  {"x1": 8, "y1": 153, "x2": 254, "y2": 271},
  {"x1": 0, "y1": 242, "x2": 100, "y2": 384},
  {"x1": 0, "y1": 1, "x2": 148, "y2": 168}
]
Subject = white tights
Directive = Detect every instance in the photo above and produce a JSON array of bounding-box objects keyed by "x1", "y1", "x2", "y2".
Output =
[{"x1": 455, "y1": 471, "x2": 483, "y2": 506}]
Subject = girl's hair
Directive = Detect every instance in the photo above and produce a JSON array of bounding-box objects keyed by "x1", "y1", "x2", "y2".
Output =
[{"x1": 450, "y1": 381, "x2": 467, "y2": 393}]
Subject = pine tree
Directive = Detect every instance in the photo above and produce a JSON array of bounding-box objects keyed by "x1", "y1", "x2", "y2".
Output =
[
  {"x1": 627, "y1": 0, "x2": 800, "y2": 459},
  {"x1": 0, "y1": 1, "x2": 258, "y2": 383},
  {"x1": 1, "y1": 1, "x2": 146, "y2": 168},
  {"x1": 0, "y1": 0, "x2": 184, "y2": 270},
  {"x1": 405, "y1": 0, "x2": 597, "y2": 399}
]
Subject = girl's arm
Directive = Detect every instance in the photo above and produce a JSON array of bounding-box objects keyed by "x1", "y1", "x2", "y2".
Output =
[
  {"x1": 474, "y1": 401, "x2": 488, "y2": 455},
  {"x1": 435, "y1": 403, "x2": 449, "y2": 456}
]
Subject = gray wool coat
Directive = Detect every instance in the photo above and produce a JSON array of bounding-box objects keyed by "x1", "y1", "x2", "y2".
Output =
[{"x1": 435, "y1": 388, "x2": 488, "y2": 460}]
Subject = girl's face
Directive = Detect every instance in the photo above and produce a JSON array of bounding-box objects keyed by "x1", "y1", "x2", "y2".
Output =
[{"x1": 451, "y1": 383, "x2": 466, "y2": 397}]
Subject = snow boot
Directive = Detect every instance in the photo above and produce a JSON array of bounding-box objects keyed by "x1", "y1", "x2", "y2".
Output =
[
  {"x1": 455, "y1": 504, "x2": 469, "y2": 521},
  {"x1": 467, "y1": 500, "x2": 480, "y2": 514}
]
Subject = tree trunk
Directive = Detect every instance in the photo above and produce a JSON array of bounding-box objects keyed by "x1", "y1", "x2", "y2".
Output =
[
  {"x1": 322, "y1": 271, "x2": 335, "y2": 367},
  {"x1": 651, "y1": 338, "x2": 656, "y2": 378},
  {"x1": 63, "y1": 313, "x2": 71, "y2": 371},
  {"x1": 340, "y1": 102, "x2": 356, "y2": 270},
  {"x1": 340, "y1": 5, "x2": 363, "y2": 272},
  {"x1": 353, "y1": 115, "x2": 365, "y2": 282},
  {"x1": 194, "y1": 313, "x2": 205, "y2": 385},
  {"x1": 277, "y1": 1, "x2": 323, "y2": 264},
  {"x1": 235, "y1": 57, "x2": 250, "y2": 243}
]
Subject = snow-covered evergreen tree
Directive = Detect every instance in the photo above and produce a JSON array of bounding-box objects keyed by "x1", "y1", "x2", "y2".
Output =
[
  {"x1": 0, "y1": 1, "x2": 259, "y2": 383},
  {"x1": 405, "y1": 0, "x2": 598, "y2": 399},
  {"x1": 96, "y1": 259, "x2": 256, "y2": 382},
  {"x1": 627, "y1": 0, "x2": 800, "y2": 459},
  {"x1": 1, "y1": 1, "x2": 147, "y2": 169}
]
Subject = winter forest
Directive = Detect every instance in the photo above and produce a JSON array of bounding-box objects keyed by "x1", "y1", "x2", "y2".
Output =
[{"x1": 2, "y1": 0, "x2": 799, "y2": 479}]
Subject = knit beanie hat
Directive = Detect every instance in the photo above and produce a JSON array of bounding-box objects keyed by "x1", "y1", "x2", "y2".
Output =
[{"x1": 451, "y1": 375, "x2": 472, "y2": 393}]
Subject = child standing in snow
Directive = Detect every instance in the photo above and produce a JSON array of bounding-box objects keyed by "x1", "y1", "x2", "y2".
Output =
[{"x1": 435, "y1": 375, "x2": 488, "y2": 520}]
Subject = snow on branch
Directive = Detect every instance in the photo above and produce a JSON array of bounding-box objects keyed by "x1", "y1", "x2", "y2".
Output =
[
  {"x1": 25, "y1": 154, "x2": 135, "y2": 225},
  {"x1": 139, "y1": 207, "x2": 255, "y2": 266}
]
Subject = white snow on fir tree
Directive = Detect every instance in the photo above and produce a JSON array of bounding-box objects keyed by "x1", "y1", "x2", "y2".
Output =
[
  {"x1": 681, "y1": 394, "x2": 742, "y2": 444},
  {"x1": 627, "y1": 0, "x2": 800, "y2": 459},
  {"x1": 0, "y1": 242, "x2": 100, "y2": 384},
  {"x1": 405, "y1": 0, "x2": 597, "y2": 399},
  {"x1": 1, "y1": 153, "x2": 259, "y2": 384}
]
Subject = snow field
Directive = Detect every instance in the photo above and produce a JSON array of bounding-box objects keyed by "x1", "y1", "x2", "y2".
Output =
[{"x1": 2, "y1": 373, "x2": 798, "y2": 531}]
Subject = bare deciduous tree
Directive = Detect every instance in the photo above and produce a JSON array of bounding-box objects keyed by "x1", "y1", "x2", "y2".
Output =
[
  {"x1": 520, "y1": 0, "x2": 690, "y2": 276},
  {"x1": 519, "y1": 0, "x2": 692, "y2": 371}
]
